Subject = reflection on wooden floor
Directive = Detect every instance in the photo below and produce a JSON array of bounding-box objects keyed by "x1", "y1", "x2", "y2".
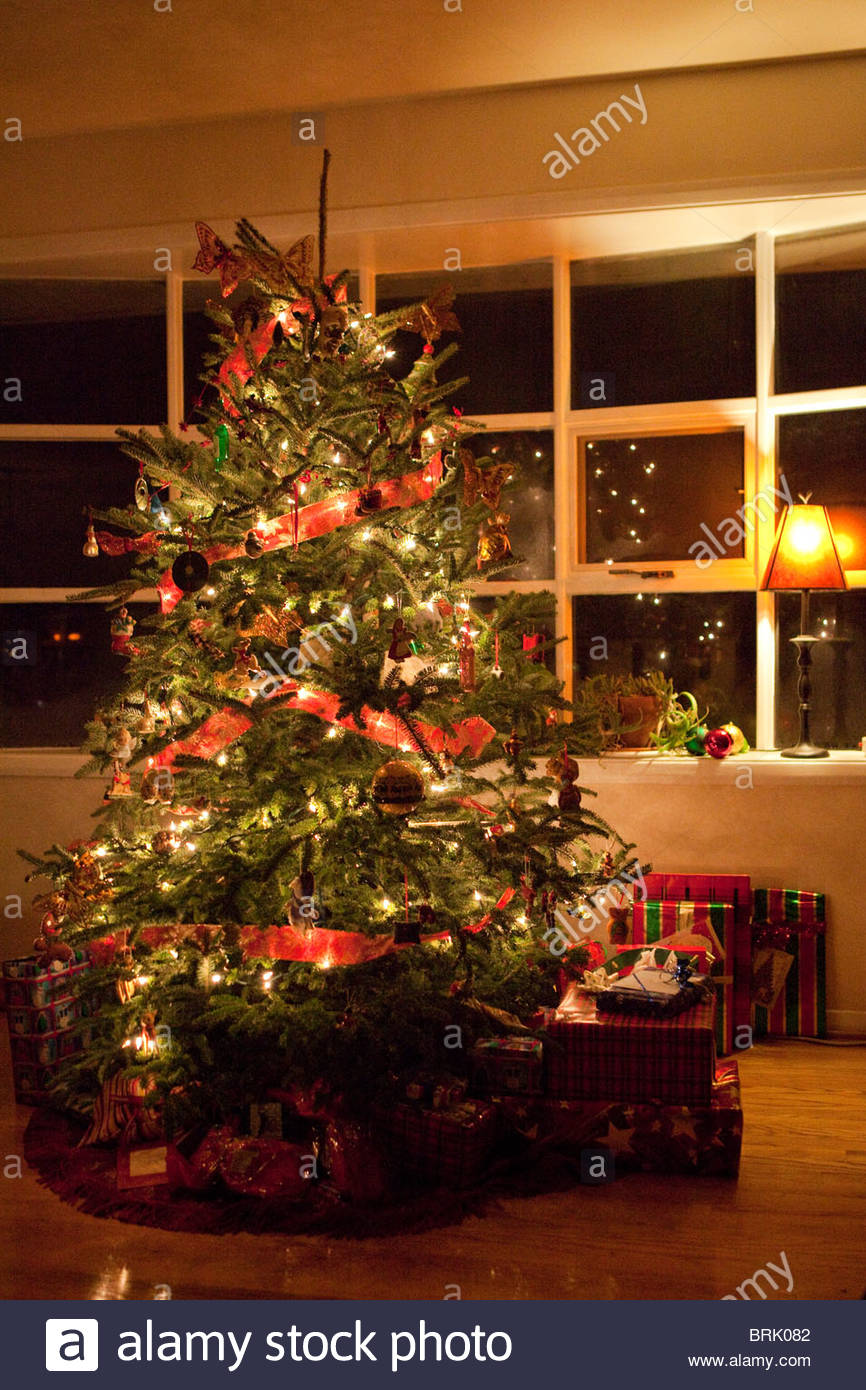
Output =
[{"x1": 1, "y1": 1022, "x2": 864, "y2": 1300}]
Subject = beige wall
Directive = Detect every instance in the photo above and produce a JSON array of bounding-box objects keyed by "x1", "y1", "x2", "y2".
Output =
[
  {"x1": 2, "y1": 754, "x2": 863, "y2": 1034},
  {"x1": 3, "y1": 55, "x2": 866, "y2": 273}
]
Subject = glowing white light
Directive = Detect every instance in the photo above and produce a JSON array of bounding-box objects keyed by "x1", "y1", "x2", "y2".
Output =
[
  {"x1": 211, "y1": 972, "x2": 222, "y2": 984},
  {"x1": 381, "y1": 897, "x2": 392, "y2": 911},
  {"x1": 95, "y1": 845, "x2": 107, "y2": 858},
  {"x1": 217, "y1": 753, "x2": 228, "y2": 766}
]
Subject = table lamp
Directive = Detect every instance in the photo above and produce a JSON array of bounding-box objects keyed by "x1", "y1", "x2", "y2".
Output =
[{"x1": 760, "y1": 497, "x2": 848, "y2": 757}]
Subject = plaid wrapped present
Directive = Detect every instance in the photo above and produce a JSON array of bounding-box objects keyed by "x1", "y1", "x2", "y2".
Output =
[
  {"x1": 471, "y1": 1037, "x2": 543, "y2": 1095},
  {"x1": 630, "y1": 900, "x2": 742, "y2": 1055},
  {"x1": 753, "y1": 888, "x2": 825, "y2": 926},
  {"x1": 636, "y1": 875, "x2": 752, "y2": 1056},
  {"x1": 544, "y1": 992, "x2": 716, "y2": 1105},
  {"x1": 376, "y1": 1098, "x2": 496, "y2": 1187},
  {"x1": 4, "y1": 952, "x2": 91, "y2": 1105},
  {"x1": 530, "y1": 1060, "x2": 742, "y2": 1178},
  {"x1": 751, "y1": 918, "x2": 826, "y2": 1039}
]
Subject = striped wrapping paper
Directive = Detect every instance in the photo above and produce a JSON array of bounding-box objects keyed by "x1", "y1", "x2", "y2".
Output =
[
  {"x1": 751, "y1": 890, "x2": 827, "y2": 1038},
  {"x1": 630, "y1": 900, "x2": 746, "y2": 1056},
  {"x1": 544, "y1": 994, "x2": 716, "y2": 1106},
  {"x1": 752, "y1": 888, "x2": 825, "y2": 926}
]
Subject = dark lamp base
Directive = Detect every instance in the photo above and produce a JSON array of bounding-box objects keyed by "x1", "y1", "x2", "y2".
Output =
[{"x1": 781, "y1": 743, "x2": 829, "y2": 759}]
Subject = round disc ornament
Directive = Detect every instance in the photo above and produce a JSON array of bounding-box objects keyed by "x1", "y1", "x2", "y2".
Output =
[
  {"x1": 171, "y1": 549, "x2": 210, "y2": 594},
  {"x1": 370, "y1": 759, "x2": 425, "y2": 815}
]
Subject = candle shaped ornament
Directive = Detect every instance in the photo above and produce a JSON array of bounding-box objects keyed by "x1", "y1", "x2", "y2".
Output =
[{"x1": 458, "y1": 620, "x2": 476, "y2": 692}]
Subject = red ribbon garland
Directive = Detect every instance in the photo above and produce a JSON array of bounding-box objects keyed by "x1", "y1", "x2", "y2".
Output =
[{"x1": 157, "y1": 452, "x2": 445, "y2": 613}]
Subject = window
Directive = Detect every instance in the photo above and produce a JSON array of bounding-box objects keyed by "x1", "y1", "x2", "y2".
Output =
[
  {"x1": 570, "y1": 244, "x2": 755, "y2": 408},
  {"x1": 776, "y1": 410, "x2": 866, "y2": 571},
  {"x1": 0, "y1": 280, "x2": 166, "y2": 424},
  {"x1": 775, "y1": 226, "x2": 866, "y2": 395},
  {"x1": 472, "y1": 431, "x2": 554, "y2": 581},
  {"x1": 376, "y1": 263, "x2": 553, "y2": 415},
  {"x1": 581, "y1": 431, "x2": 745, "y2": 565},
  {"x1": 776, "y1": 591, "x2": 866, "y2": 751},
  {"x1": 3, "y1": 209, "x2": 866, "y2": 751},
  {"x1": 572, "y1": 593, "x2": 757, "y2": 742}
]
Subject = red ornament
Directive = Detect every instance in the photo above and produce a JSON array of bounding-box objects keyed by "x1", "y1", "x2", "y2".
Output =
[{"x1": 704, "y1": 727, "x2": 734, "y2": 759}]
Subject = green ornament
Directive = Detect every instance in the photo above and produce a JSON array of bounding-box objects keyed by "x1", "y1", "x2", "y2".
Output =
[
  {"x1": 214, "y1": 424, "x2": 229, "y2": 472},
  {"x1": 685, "y1": 725, "x2": 709, "y2": 756}
]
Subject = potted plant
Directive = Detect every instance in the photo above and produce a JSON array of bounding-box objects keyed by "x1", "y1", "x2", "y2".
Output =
[{"x1": 572, "y1": 671, "x2": 676, "y2": 751}]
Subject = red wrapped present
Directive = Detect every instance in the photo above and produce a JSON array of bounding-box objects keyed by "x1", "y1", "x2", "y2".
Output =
[
  {"x1": 219, "y1": 1136, "x2": 311, "y2": 1199},
  {"x1": 545, "y1": 992, "x2": 716, "y2": 1105},
  {"x1": 753, "y1": 888, "x2": 825, "y2": 926},
  {"x1": 636, "y1": 875, "x2": 752, "y2": 1055},
  {"x1": 376, "y1": 1098, "x2": 496, "y2": 1187},
  {"x1": 532, "y1": 1061, "x2": 742, "y2": 1177},
  {"x1": 471, "y1": 1037, "x2": 543, "y2": 1095}
]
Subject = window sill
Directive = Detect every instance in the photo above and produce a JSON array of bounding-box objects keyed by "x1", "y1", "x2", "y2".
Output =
[{"x1": 580, "y1": 748, "x2": 866, "y2": 786}]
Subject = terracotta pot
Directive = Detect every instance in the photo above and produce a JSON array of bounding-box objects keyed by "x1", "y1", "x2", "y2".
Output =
[{"x1": 616, "y1": 694, "x2": 663, "y2": 748}]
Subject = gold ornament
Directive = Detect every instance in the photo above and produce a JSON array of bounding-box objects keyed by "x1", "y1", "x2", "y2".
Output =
[
  {"x1": 317, "y1": 303, "x2": 349, "y2": 355},
  {"x1": 370, "y1": 759, "x2": 425, "y2": 815},
  {"x1": 477, "y1": 512, "x2": 512, "y2": 570}
]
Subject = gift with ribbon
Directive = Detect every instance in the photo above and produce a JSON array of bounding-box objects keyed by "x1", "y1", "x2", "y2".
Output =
[{"x1": 751, "y1": 888, "x2": 827, "y2": 1038}]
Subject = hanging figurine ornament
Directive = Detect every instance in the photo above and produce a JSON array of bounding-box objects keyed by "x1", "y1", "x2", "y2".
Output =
[
  {"x1": 388, "y1": 616, "x2": 419, "y2": 663},
  {"x1": 370, "y1": 759, "x2": 425, "y2": 816},
  {"x1": 477, "y1": 511, "x2": 513, "y2": 570},
  {"x1": 557, "y1": 747, "x2": 582, "y2": 816},
  {"x1": 244, "y1": 529, "x2": 264, "y2": 559},
  {"x1": 503, "y1": 727, "x2": 523, "y2": 763},
  {"x1": 106, "y1": 760, "x2": 134, "y2": 800},
  {"x1": 82, "y1": 515, "x2": 99, "y2": 558},
  {"x1": 171, "y1": 529, "x2": 210, "y2": 595},
  {"x1": 134, "y1": 465, "x2": 150, "y2": 512},
  {"x1": 316, "y1": 302, "x2": 350, "y2": 356},
  {"x1": 286, "y1": 870, "x2": 319, "y2": 928},
  {"x1": 110, "y1": 607, "x2": 136, "y2": 656},
  {"x1": 458, "y1": 620, "x2": 476, "y2": 693}
]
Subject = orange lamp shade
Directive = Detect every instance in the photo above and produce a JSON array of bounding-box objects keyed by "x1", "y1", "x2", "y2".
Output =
[{"x1": 760, "y1": 504, "x2": 849, "y2": 591}]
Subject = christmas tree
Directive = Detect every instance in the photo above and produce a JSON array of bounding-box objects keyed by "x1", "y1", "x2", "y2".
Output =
[{"x1": 23, "y1": 159, "x2": 642, "y2": 1152}]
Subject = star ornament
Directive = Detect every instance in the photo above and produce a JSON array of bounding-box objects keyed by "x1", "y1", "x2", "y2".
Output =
[{"x1": 401, "y1": 286, "x2": 461, "y2": 344}]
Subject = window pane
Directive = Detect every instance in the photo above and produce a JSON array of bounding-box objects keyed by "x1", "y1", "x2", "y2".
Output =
[
  {"x1": 0, "y1": 603, "x2": 141, "y2": 747},
  {"x1": 776, "y1": 591, "x2": 866, "y2": 751},
  {"x1": 571, "y1": 243, "x2": 755, "y2": 407},
  {"x1": 376, "y1": 263, "x2": 553, "y2": 415},
  {"x1": 582, "y1": 431, "x2": 745, "y2": 564},
  {"x1": 182, "y1": 275, "x2": 361, "y2": 422},
  {"x1": 0, "y1": 441, "x2": 140, "y2": 587},
  {"x1": 472, "y1": 430, "x2": 554, "y2": 581},
  {"x1": 777, "y1": 410, "x2": 866, "y2": 569},
  {"x1": 0, "y1": 280, "x2": 166, "y2": 423},
  {"x1": 572, "y1": 592, "x2": 757, "y2": 743},
  {"x1": 775, "y1": 226, "x2": 866, "y2": 394}
]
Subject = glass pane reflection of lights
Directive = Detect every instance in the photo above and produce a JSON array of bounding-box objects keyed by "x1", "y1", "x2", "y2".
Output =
[
  {"x1": 776, "y1": 591, "x2": 866, "y2": 751},
  {"x1": 582, "y1": 432, "x2": 745, "y2": 564},
  {"x1": 572, "y1": 592, "x2": 756, "y2": 743}
]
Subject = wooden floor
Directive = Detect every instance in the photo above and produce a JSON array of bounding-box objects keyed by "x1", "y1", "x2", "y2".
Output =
[{"x1": 1, "y1": 1021, "x2": 864, "y2": 1300}]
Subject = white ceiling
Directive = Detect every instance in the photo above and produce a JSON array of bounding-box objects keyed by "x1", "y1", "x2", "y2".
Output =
[{"x1": 2, "y1": 0, "x2": 865, "y2": 139}]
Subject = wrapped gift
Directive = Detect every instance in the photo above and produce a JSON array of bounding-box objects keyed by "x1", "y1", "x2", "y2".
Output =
[
  {"x1": 751, "y1": 919, "x2": 826, "y2": 1039},
  {"x1": 471, "y1": 1037, "x2": 543, "y2": 1095},
  {"x1": 377, "y1": 1098, "x2": 497, "y2": 1187},
  {"x1": 531, "y1": 1061, "x2": 742, "y2": 1178},
  {"x1": 545, "y1": 992, "x2": 716, "y2": 1105},
  {"x1": 219, "y1": 1136, "x2": 311, "y2": 1199},
  {"x1": 2, "y1": 951, "x2": 88, "y2": 1010},
  {"x1": 633, "y1": 876, "x2": 752, "y2": 1056},
  {"x1": 753, "y1": 888, "x2": 825, "y2": 927}
]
